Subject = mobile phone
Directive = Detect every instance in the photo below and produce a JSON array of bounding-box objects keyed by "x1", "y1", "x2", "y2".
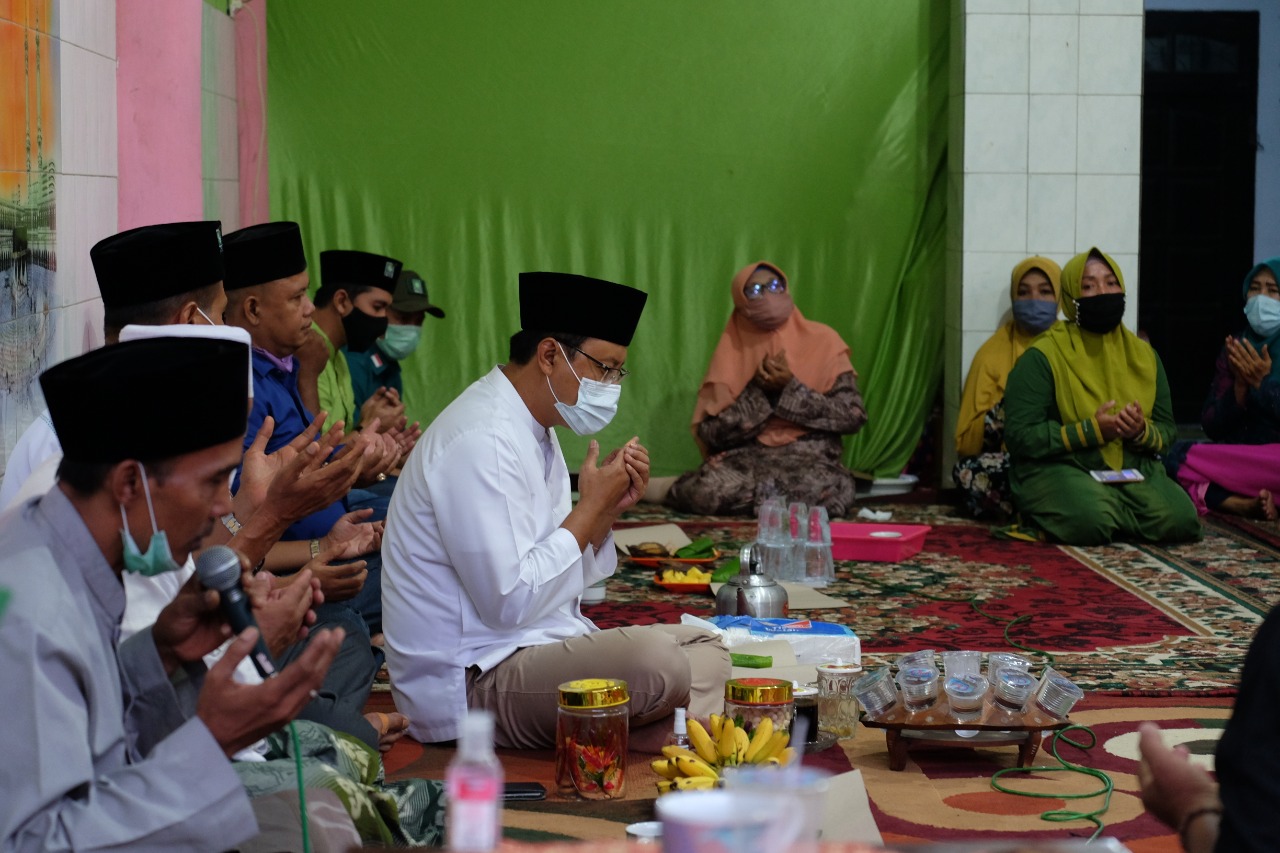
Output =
[
  {"x1": 503, "y1": 781, "x2": 547, "y2": 801},
  {"x1": 1090, "y1": 468, "x2": 1145, "y2": 484}
]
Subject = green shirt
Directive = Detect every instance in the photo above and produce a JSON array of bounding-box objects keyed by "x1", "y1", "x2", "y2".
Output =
[{"x1": 312, "y1": 322, "x2": 357, "y2": 432}]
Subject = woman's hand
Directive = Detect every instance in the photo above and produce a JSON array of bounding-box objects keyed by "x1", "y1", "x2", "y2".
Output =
[
  {"x1": 754, "y1": 350, "x2": 793, "y2": 393},
  {"x1": 1227, "y1": 337, "x2": 1270, "y2": 391},
  {"x1": 1095, "y1": 400, "x2": 1144, "y2": 442}
]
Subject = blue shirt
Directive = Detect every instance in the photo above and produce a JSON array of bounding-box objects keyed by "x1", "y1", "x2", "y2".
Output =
[
  {"x1": 238, "y1": 348, "x2": 346, "y2": 540},
  {"x1": 344, "y1": 346, "x2": 403, "y2": 429}
]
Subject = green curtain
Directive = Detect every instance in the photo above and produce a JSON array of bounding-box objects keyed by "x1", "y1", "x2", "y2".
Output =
[{"x1": 268, "y1": 1, "x2": 947, "y2": 478}]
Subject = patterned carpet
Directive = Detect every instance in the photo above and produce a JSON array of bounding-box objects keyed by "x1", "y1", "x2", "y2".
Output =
[{"x1": 377, "y1": 501, "x2": 1280, "y2": 847}]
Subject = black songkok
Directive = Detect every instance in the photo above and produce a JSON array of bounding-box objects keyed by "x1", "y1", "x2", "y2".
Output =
[
  {"x1": 42, "y1": 338, "x2": 249, "y2": 463},
  {"x1": 518, "y1": 272, "x2": 647, "y2": 347},
  {"x1": 222, "y1": 222, "x2": 308, "y2": 290},
  {"x1": 318, "y1": 250, "x2": 401, "y2": 296},
  {"x1": 91, "y1": 221, "x2": 224, "y2": 309}
]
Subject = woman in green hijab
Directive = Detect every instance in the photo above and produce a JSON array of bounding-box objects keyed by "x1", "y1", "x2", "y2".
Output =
[{"x1": 1002, "y1": 248, "x2": 1200, "y2": 544}]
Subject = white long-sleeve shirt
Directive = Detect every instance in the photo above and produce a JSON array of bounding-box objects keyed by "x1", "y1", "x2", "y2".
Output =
[{"x1": 382, "y1": 366, "x2": 616, "y2": 742}]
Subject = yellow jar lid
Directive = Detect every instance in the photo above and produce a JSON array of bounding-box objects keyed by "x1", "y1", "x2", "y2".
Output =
[
  {"x1": 558, "y1": 678, "x2": 630, "y2": 708},
  {"x1": 724, "y1": 677, "x2": 793, "y2": 704}
]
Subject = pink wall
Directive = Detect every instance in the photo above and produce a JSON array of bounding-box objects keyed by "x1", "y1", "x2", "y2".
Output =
[
  {"x1": 116, "y1": 0, "x2": 204, "y2": 230},
  {"x1": 235, "y1": 0, "x2": 269, "y2": 228}
]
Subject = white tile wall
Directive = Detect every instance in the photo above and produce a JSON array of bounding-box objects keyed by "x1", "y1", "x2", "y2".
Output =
[
  {"x1": 963, "y1": 173, "x2": 1028, "y2": 252},
  {"x1": 967, "y1": 0, "x2": 1029, "y2": 13},
  {"x1": 1077, "y1": 14, "x2": 1143, "y2": 95},
  {"x1": 964, "y1": 94, "x2": 1029, "y2": 173},
  {"x1": 58, "y1": 42, "x2": 116, "y2": 177},
  {"x1": 58, "y1": 0, "x2": 113, "y2": 58},
  {"x1": 965, "y1": 14, "x2": 1030, "y2": 94},
  {"x1": 51, "y1": 173, "x2": 117, "y2": 308},
  {"x1": 1028, "y1": 94, "x2": 1077, "y2": 173},
  {"x1": 1030, "y1": 0, "x2": 1079, "y2": 12},
  {"x1": 1078, "y1": 0, "x2": 1142, "y2": 15},
  {"x1": 1075, "y1": 173, "x2": 1141, "y2": 254},
  {"x1": 1029, "y1": 14, "x2": 1078, "y2": 94},
  {"x1": 202, "y1": 3, "x2": 239, "y2": 228},
  {"x1": 944, "y1": 0, "x2": 1146, "y2": 484},
  {"x1": 1076, "y1": 95, "x2": 1142, "y2": 174},
  {"x1": 962, "y1": 250, "x2": 1031, "y2": 329}
]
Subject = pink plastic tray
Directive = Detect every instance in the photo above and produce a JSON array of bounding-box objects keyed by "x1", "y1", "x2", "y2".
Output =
[{"x1": 830, "y1": 523, "x2": 931, "y2": 562}]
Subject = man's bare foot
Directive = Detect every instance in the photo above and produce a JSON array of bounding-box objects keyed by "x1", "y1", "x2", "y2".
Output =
[
  {"x1": 366, "y1": 711, "x2": 410, "y2": 752},
  {"x1": 1219, "y1": 490, "x2": 1278, "y2": 520}
]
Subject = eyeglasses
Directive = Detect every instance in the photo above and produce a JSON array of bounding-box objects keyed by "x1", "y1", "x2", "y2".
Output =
[
  {"x1": 571, "y1": 346, "x2": 629, "y2": 384},
  {"x1": 743, "y1": 277, "x2": 787, "y2": 300}
]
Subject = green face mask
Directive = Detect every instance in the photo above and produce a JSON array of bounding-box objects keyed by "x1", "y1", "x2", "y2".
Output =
[
  {"x1": 376, "y1": 323, "x2": 422, "y2": 360},
  {"x1": 119, "y1": 462, "x2": 184, "y2": 576}
]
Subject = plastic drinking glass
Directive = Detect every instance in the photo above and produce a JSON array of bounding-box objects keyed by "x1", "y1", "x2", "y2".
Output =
[
  {"x1": 1035, "y1": 671, "x2": 1084, "y2": 718},
  {"x1": 987, "y1": 652, "x2": 1031, "y2": 685},
  {"x1": 786, "y1": 501, "x2": 809, "y2": 582},
  {"x1": 897, "y1": 664, "x2": 940, "y2": 710},
  {"x1": 850, "y1": 667, "x2": 898, "y2": 717},
  {"x1": 992, "y1": 669, "x2": 1036, "y2": 712},
  {"x1": 941, "y1": 650, "x2": 982, "y2": 679}
]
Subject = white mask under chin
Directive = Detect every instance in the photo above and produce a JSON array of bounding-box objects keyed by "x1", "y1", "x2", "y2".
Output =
[{"x1": 547, "y1": 343, "x2": 622, "y2": 435}]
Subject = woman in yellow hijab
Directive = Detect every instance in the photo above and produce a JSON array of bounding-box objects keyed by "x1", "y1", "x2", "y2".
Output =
[
  {"x1": 954, "y1": 256, "x2": 1062, "y2": 518},
  {"x1": 1003, "y1": 249, "x2": 1200, "y2": 544}
]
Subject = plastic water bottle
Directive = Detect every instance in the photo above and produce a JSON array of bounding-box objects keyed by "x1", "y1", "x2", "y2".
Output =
[{"x1": 447, "y1": 710, "x2": 503, "y2": 851}]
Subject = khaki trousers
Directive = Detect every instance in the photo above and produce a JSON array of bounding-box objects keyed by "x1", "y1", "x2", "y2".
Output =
[{"x1": 467, "y1": 624, "x2": 730, "y2": 749}]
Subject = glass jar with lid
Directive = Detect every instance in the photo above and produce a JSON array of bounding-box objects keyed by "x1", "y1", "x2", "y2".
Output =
[
  {"x1": 555, "y1": 678, "x2": 629, "y2": 799},
  {"x1": 816, "y1": 663, "x2": 862, "y2": 737},
  {"x1": 724, "y1": 677, "x2": 794, "y2": 736}
]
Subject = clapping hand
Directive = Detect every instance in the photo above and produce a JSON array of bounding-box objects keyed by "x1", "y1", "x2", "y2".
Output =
[
  {"x1": 754, "y1": 350, "x2": 793, "y2": 393},
  {"x1": 1226, "y1": 336, "x2": 1271, "y2": 391},
  {"x1": 1095, "y1": 399, "x2": 1145, "y2": 442},
  {"x1": 602, "y1": 437, "x2": 650, "y2": 514}
]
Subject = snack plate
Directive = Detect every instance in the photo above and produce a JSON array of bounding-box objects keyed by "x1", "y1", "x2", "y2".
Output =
[
  {"x1": 627, "y1": 550, "x2": 721, "y2": 568},
  {"x1": 652, "y1": 572, "x2": 713, "y2": 594}
]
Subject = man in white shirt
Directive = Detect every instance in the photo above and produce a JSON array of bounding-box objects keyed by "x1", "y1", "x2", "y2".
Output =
[{"x1": 383, "y1": 272, "x2": 729, "y2": 750}]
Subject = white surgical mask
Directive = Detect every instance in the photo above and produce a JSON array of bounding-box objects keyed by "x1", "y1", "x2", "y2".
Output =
[
  {"x1": 376, "y1": 324, "x2": 422, "y2": 360},
  {"x1": 119, "y1": 461, "x2": 184, "y2": 576},
  {"x1": 547, "y1": 342, "x2": 621, "y2": 435},
  {"x1": 1245, "y1": 294, "x2": 1280, "y2": 338}
]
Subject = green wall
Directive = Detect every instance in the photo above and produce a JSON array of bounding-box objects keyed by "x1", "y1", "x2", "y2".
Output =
[{"x1": 269, "y1": 1, "x2": 948, "y2": 478}]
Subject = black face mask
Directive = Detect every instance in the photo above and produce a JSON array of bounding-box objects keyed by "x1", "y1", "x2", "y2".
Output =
[
  {"x1": 1074, "y1": 292, "x2": 1125, "y2": 334},
  {"x1": 342, "y1": 305, "x2": 389, "y2": 353}
]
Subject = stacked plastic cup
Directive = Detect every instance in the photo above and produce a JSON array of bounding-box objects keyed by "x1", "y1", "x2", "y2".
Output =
[
  {"x1": 987, "y1": 652, "x2": 1031, "y2": 685},
  {"x1": 896, "y1": 663, "x2": 940, "y2": 711},
  {"x1": 802, "y1": 506, "x2": 835, "y2": 587},
  {"x1": 897, "y1": 649, "x2": 936, "y2": 670},
  {"x1": 755, "y1": 499, "x2": 792, "y2": 582},
  {"x1": 786, "y1": 501, "x2": 808, "y2": 582},
  {"x1": 1034, "y1": 670, "x2": 1084, "y2": 718}
]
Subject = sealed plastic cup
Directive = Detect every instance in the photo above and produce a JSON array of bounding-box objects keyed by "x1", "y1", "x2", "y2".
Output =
[
  {"x1": 987, "y1": 652, "x2": 1031, "y2": 684},
  {"x1": 896, "y1": 664, "x2": 940, "y2": 710},
  {"x1": 658, "y1": 790, "x2": 801, "y2": 853},
  {"x1": 941, "y1": 650, "x2": 982, "y2": 679},
  {"x1": 850, "y1": 667, "x2": 898, "y2": 717},
  {"x1": 1035, "y1": 671, "x2": 1084, "y2": 718},
  {"x1": 944, "y1": 674, "x2": 987, "y2": 714},
  {"x1": 992, "y1": 669, "x2": 1036, "y2": 712}
]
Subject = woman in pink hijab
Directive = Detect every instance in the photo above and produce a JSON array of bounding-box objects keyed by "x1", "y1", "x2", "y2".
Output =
[{"x1": 665, "y1": 261, "x2": 868, "y2": 517}]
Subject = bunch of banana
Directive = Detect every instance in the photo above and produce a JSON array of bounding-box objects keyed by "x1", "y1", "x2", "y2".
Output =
[
  {"x1": 659, "y1": 566, "x2": 713, "y2": 584},
  {"x1": 650, "y1": 714, "x2": 797, "y2": 794}
]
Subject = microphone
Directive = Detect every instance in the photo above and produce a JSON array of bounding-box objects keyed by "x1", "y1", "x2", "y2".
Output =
[{"x1": 194, "y1": 545, "x2": 278, "y2": 679}]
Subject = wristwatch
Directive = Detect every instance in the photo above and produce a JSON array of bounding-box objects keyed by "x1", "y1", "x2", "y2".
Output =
[
  {"x1": 310, "y1": 539, "x2": 321, "y2": 559},
  {"x1": 220, "y1": 513, "x2": 243, "y2": 535}
]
